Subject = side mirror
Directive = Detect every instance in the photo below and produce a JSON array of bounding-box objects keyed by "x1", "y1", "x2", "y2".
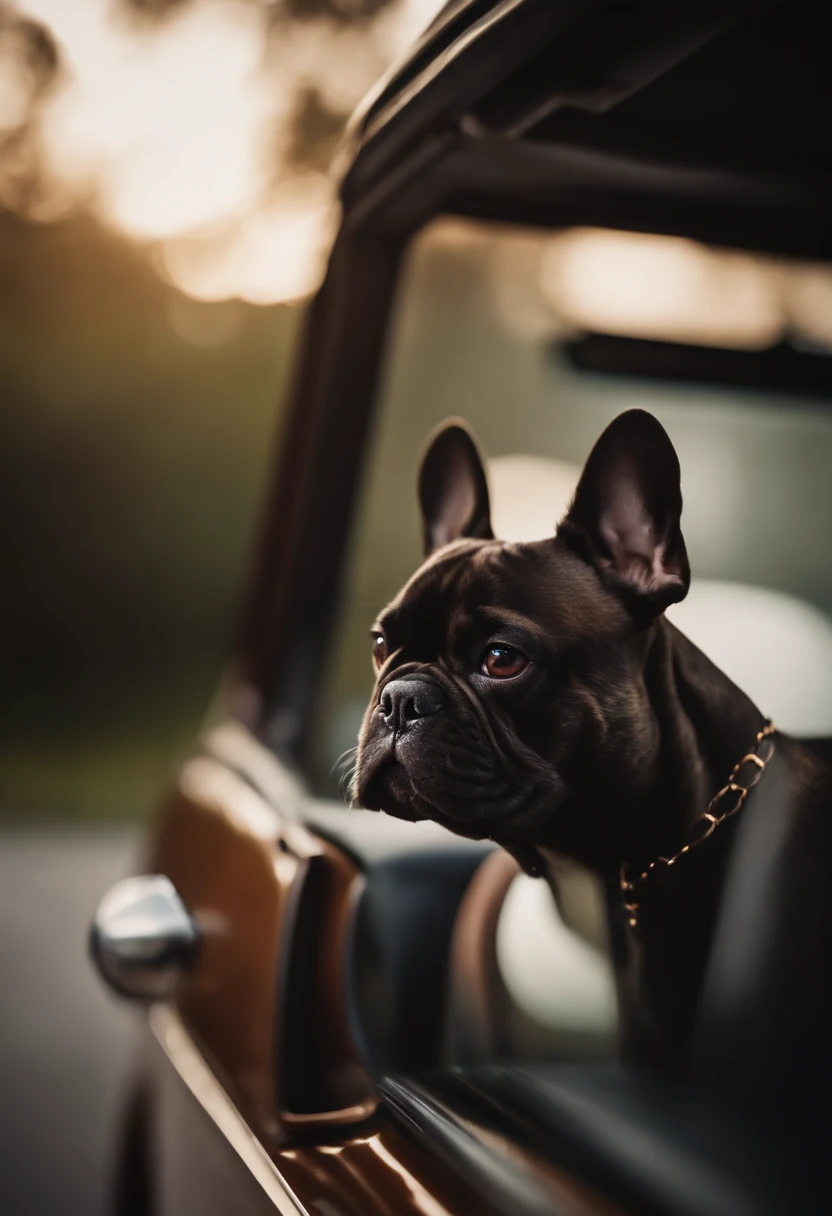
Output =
[{"x1": 89, "y1": 875, "x2": 200, "y2": 1001}]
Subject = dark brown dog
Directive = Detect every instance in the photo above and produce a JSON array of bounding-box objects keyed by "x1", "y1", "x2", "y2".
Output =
[{"x1": 355, "y1": 410, "x2": 832, "y2": 1100}]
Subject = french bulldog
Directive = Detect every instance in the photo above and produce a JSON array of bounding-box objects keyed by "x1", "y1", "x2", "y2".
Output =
[{"x1": 354, "y1": 410, "x2": 832, "y2": 1101}]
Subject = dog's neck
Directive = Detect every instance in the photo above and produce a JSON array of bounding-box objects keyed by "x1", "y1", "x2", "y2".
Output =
[
  {"x1": 631, "y1": 617, "x2": 766, "y2": 869},
  {"x1": 539, "y1": 618, "x2": 769, "y2": 1075},
  {"x1": 526, "y1": 617, "x2": 766, "y2": 874}
]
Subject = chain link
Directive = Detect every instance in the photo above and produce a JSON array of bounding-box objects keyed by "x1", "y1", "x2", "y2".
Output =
[{"x1": 620, "y1": 721, "x2": 776, "y2": 929}]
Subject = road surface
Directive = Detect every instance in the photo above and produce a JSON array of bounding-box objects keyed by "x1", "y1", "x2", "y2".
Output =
[{"x1": 0, "y1": 828, "x2": 139, "y2": 1216}]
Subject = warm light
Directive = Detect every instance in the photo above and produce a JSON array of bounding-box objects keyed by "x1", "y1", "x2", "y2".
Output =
[
  {"x1": 489, "y1": 454, "x2": 580, "y2": 541},
  {"x1": 161, "y1": 175, "x2": 336, "y2": 305},
  {"x1": 540, "y1": 228, "x2": 785, "y2": 349},
  {"x1": 786, "y1": 263, "x2": 832, "y2": 350},
  {"x1": 34, "y1": 1, "x2": 277, "y2": 240},
  {"x1": 367, "y1": 1138, "x2": 454, "y2": 1216},
  {"x1": 15, "y1": 0, "x2": 447, "y2": 302}
]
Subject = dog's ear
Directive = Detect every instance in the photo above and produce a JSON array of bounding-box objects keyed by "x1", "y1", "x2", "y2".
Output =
[
  {"x1": 558, "y1": 409, "x2": 690, "y2": 615},
  {"x1": 418, "y1": 420, "x2": 493, "y2": 556}
]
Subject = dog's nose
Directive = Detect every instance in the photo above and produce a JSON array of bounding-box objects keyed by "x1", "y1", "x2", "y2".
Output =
[{"x1": 380, "y1": 678, "x2": 444, "y2": 730}]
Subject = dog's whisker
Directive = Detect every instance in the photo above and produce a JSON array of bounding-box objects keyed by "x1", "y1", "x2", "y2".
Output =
[
  {"x1": 331, "y1": 747, "x2": 359, "y2": 803},
  {"x1": 331, "y1": 748, "x2": 357, "y2": 777}
]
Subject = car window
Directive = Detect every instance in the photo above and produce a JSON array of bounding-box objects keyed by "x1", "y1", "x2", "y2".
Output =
[{"x1": 302, "y1": 217, "x2": 832, "y2": 1061}]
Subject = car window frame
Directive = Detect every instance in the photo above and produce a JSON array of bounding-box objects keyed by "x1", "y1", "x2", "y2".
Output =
[{"x1": 231, "y1": 1, "x2": 832, "y2": 771}]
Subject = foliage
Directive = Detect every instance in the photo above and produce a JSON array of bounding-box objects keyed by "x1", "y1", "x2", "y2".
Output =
[{"x1": 0, "y1": 211, "x2": 301, "y2": 818}]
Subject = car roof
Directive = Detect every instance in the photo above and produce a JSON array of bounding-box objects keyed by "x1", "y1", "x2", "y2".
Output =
[{"x1": 338, "y1": 0, "x2": 831, "y2": 259}]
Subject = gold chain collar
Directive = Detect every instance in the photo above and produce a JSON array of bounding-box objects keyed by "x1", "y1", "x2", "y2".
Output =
[{"x1": 620, "y1": 721, "x2": 776, "y2": 930}]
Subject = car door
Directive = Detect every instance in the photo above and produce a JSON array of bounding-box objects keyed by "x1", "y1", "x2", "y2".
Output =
[{"x1": 103, "y1": 717, "x2": 593, "y2": 1216}]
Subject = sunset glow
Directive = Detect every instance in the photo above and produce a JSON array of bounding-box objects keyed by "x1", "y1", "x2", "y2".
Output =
[
  {"x1": 540, "y1": 228, "x2": 784, "y2": 349},
  {"x1": 15, "y1": 2, "x2": 830, "y2": 337},
  {"x1": 537, "y1": 227, "x2": 832, "y2": 351},
  {"x1": 12, "y1": 0, "x2": 445, "y2": 302},
  {"x1": 161, "y1": 173, "x2": 336, "y2": 304}
]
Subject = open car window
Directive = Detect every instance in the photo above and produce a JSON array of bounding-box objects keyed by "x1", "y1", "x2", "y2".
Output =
[
  {"x1": 309, "y1": 217, "x2": 832, "y2": 791},
  {"x1": 302, "y1": 216, "x2": 832, "y2": 1064}
]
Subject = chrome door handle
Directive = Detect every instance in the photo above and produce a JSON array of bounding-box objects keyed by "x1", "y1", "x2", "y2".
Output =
[{"x1": 89, "y1": 875, "x2": 200, "y2": 1001}]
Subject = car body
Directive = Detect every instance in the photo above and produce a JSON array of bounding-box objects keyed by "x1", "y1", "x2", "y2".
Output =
[{"x1": 91, "y1": 3, "x2": 832, "y2": 1213}]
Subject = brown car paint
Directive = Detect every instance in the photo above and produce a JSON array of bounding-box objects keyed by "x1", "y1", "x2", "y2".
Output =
[{"x1": 139, "y1": 723, "x2": 622, "y2": 1215}]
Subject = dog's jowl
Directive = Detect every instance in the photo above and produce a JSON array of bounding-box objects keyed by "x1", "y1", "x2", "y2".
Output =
[{"x1": 354, "y1": 410, "x2": 832, "y2": 1104}]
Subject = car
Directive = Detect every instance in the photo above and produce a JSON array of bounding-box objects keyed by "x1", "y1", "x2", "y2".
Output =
[{"x1": 90, "y1": 2, "x2": 832, "y2": 1213}]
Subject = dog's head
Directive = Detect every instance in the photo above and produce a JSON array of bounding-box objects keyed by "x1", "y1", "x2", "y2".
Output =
[{"x1": 354, "y1": 409, "x2": 690, "y2": 867}]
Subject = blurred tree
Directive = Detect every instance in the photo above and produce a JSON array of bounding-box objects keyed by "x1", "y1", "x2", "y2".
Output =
[
  {"x1": 0, "y1": 0, "x2": 440, "y2": 816},
  {"x1": 0, "y1": 209, "x2": 300, "y2": 816},
  {"x1": 0, "y1": 3, "x2": 60, "y2": 214},
  {"x1": 286, "y1": 85, "x2": 346, "y2": 172},
  {"x1": 118, "y1": 0, "x2": 397, "y2": 21},
  {"x1": 119, "y1": 0, "x2": 192, "y2": 14},
  {"x1": 278, "y1": 0, "x2": 394, "y2": 24}
]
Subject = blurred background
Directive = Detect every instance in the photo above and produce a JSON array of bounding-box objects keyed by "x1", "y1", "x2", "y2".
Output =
[
  {"x1": 1, "y1": 0, "x2": 449, "y2": 823},
  {"x1": 3, "y1": 2, "x2": 832, "y2": 1212},
  {"x1": 0, "y1": 3, "x2": 446, "y2": 1213}
]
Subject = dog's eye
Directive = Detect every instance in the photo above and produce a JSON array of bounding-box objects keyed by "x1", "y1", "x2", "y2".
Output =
[
  {"x1": 481, "y1": 645, "x2": 528, "y2": 679},
  {"x1": 372, "y1": 633, "x2": 388, "y2": 670}
]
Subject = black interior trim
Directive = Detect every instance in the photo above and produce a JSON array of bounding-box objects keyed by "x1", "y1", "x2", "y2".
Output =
[
  {"x1": 280, "y1": 855, "x2": 342, "y2": 1114},
  {"x1": 379, "y1": 1075, "x2": 571, "y2": 1216},
  {"x1": 301, "y1": 804, "x2": 492, "y2": 1077},
  {"x1": 435, "y1": 1063, "x2": 826, "y2": 1216},
  {"x1": 562, "y1": 335, "x2": 832, "y2": 400}
]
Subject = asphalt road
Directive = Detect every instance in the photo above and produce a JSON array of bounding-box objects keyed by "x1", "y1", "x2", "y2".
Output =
[{"x1": 0, "y1": 828, "x2": 140, "y2": 1216}]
